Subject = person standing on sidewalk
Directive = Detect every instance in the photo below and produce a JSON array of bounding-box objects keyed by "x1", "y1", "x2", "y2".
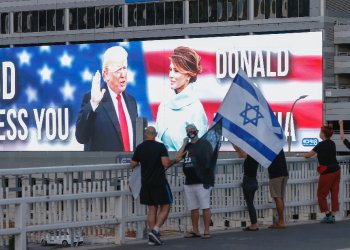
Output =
[
  {"x1": 176, "y1": 124, "x2": 213, "y2": 239},
  {"x1": 267, "y1": 150, "x2": 289, "y2": 229},
  {"x1": 130, "y1": 126, "x2": 181, "y2": 245},
  {"x1": 233, "y1": 145, "x2": 259, "y2": 231},
  {"x1": 299, "y1": 125, "x2": 340, "y2": 223}
]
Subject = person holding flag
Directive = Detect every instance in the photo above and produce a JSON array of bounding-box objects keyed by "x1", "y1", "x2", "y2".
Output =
[
  {"x1": 176, "y1": 123, "x2": 222, "y2": 239},
  {"x1": 233, "y1": 144, "x2": 260, "y2": 231},
  {"x1": 214, "y1": 68, "x2": 287, "y2": 229}
]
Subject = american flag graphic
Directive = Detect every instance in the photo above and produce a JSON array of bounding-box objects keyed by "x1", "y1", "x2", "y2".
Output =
[
  {"x1": 143, "y1": 32, "x2": 322, "y2": 151},
  {"x1": 0, "y1": 31, "x2": 322, "y2": 151}
]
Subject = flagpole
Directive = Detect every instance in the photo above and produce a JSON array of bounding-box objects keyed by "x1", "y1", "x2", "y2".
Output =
[{"x1": 287, "y1": 95, "x2": 308, "y2": 155}]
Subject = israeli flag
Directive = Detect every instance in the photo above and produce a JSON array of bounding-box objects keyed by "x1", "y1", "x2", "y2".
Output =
[{"x1": 214, "y1": 69, "x2": 285, "y2": 168}]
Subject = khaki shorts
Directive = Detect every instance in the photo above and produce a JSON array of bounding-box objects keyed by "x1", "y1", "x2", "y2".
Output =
[{"x1": 269, "y1": 176, "x2": 288, "y2": 198}]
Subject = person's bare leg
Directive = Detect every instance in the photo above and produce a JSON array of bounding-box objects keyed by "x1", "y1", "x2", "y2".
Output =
[
  {"x1": 155, "y1": 204, "x2": 170, "y2": 228},
  {"x1": 148, "y1": 205, "x2": 158, "y2": 230},
  {"x1": 274, "y1": 197, "x2": 285, "y2": 227},
  {"x1": 191, "y1": 209, "x2": 200, "y2": 234},
  {"x1": 202, "y1": 208, "x2": 211, "y2": 234}
]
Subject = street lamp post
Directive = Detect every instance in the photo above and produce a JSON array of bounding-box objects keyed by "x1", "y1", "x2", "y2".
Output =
[{"x1": 287, "y1": 95, "x2": 308, "y2": 155}]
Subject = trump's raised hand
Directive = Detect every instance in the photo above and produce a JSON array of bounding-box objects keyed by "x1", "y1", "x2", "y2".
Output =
[{"x1": 90, "y1": 70, "x2": 106, "y2": 106}]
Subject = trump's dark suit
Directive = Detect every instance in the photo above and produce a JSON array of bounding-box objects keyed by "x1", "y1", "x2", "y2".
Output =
[{"x1": 75, "y1": 86, "x2": 138, "y2": 151}]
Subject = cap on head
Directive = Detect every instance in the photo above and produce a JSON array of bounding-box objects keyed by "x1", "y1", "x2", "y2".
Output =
[{"x1": 102, "y1": 46, "x2": 128, "y2": 72}]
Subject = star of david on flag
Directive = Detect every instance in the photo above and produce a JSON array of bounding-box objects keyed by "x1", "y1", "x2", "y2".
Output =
[
  {"x1": 214, "y1": 69, "x2": 285, "y2": 168},
  {"x1": 240, "y1": 103, "x2": 264, "y2": 126}
]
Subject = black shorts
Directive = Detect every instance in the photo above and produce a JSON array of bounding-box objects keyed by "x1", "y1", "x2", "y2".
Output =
[{"x1": 140, "y1": 182, "x2": 173, "y2": 206}]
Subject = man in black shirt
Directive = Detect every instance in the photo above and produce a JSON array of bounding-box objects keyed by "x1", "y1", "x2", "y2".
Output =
[
  {"x1": 267, "y1": 150, "x2": 289, "y2": 229},
  {"x1": 176, "y1": 124, "x2": 212, "y2": 239},
  {"x1": 130, "y1": 126, "x2": 180, "y2": 245}
]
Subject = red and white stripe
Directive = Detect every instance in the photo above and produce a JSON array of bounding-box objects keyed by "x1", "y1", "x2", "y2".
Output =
[{"x1": 143, "y1": 32, "x2": 323, "y2": 151}]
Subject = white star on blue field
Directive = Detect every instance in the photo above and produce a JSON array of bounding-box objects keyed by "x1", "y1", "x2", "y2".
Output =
[{"x1": 240, "y1": 102, "x2": 264, "y2": 126}]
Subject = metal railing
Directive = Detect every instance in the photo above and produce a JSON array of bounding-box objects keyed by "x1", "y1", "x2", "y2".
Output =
[{"x1": 0, "y1": 156, "x2": 350, "y2": 249}]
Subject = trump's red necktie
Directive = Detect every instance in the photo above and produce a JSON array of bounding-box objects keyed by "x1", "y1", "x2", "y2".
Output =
[{"x1": 116, "y1": 94, "x2": 130, "y2": 151}]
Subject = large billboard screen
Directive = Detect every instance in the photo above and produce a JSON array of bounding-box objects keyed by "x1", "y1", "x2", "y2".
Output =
[{"x1": 0, "y1": 31, "x2": 322, "y2": 151}]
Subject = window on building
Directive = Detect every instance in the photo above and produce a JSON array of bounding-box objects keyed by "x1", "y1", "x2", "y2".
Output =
[
  {"x1": 22, "y1": 11, "x2": 30, "y2": 33},
  {"x1": 238, "y1": 0, "x2": 247, "y2": 20},
  {"x1": 128, "y1": 4, "x2": 137, "y2": 26},
  {"x1": 78, "y1": 7, "x2": 87, "y2": 29},
  {"x1": 254, "y1": 0, "x2": 265, "y2": 19},
  {"x1": 174, "y1": 1, "x2": 183, "y2": 24},
  {"x1": 265, "y1": 0, "x2": 276, "y2": 18},
  {"x1": 209, "y1": 0, "x2": 218, "y2": 22},
  {"x1": 0, "y1": 13, "x2": 9, "y2": 34},
  {"x1": 199, "y1": 0, "x2": 209, "y2": 22},
  {"x1": 47, "y1": 10, "x2": 56, "y2": 31},
  {"x1": 189, "y1": 0, "x2": 199, "y2": 23},
  {"x1": 114, "y1": 5, "x2": 123, "y2": 27},
  {"x1": 217, "y1": 0, "x2": 228, "y2": 22},
  {"x1": 299, "y1": 0, "x2": 309, "y2": 17},
  {"x1": 155, "y1": 2, "x2": 164, "y2": 25},
  {"x1": 165, "y1": 2, "x2": 175, "y2": 24},
  {"x1": 14, "y1": 12, "x2": 22, "y2": 33},
  {"x1": 288, "y1": 0, "x2": 298, "y2": 17},
  {"x1": 87, "y1": 7, "x2": 95, "y2": 29},
  {"x1": 69, "y1": 8, "x2": 78, "y2": 30},
  {"x1": 95, "y1": 7, "x2": 105, "y2": 28},
  {"x1": 146, "y1": 3, "x2": 155, "y2": 26},
  {"x1": 56, "y1": 9, "x2": 64, "y2": 31},
  {"x1": 22, "y1": 11, "x2": 38, "y2": 33},
  {"x1": 289, "y1": 0, "x2": 310, "y2": 18},
  {"x1": 227, "y1": 0, "x2": 247, "y2": 21},
  {"x1": 105, "y1": 6, "x2": 114, "y2": 27},
  {"x1": 39, "y1": 10, "x2": 47, "y2": 32},
  {"x1": 137, "y1": 3, "x2": 146, "y2": 26},
  {"x1": 261, "y1": 0, "x2": 308, "y2": 19},
  {"x1": 228, "y1": 0, "x2": 238, "y2": 21},
  {"x1": 276, "y1": 0, "x2": 287, "y2": 18}
]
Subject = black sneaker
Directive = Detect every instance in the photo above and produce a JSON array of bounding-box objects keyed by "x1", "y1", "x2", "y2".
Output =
[
  {"x1": 148, "y1": 230, "x2": 163, "y2": 245},
  {"x1": 148, "y1": 235, "x2": 156, "y2": 246}
]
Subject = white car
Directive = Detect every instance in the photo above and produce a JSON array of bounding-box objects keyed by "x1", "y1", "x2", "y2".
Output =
[{"x1": 40, "y1": 230, "x2": 83, "y2": 247}]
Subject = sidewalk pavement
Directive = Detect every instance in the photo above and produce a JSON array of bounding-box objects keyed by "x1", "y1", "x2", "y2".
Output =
[{"x1": 69, "y1": 219, "x2": 350, "y2": 250}]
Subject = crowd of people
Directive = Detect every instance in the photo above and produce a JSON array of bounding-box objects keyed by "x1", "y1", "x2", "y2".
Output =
[{"x1": 129, "y1": 122, "x2": 349, "y2": 246}]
